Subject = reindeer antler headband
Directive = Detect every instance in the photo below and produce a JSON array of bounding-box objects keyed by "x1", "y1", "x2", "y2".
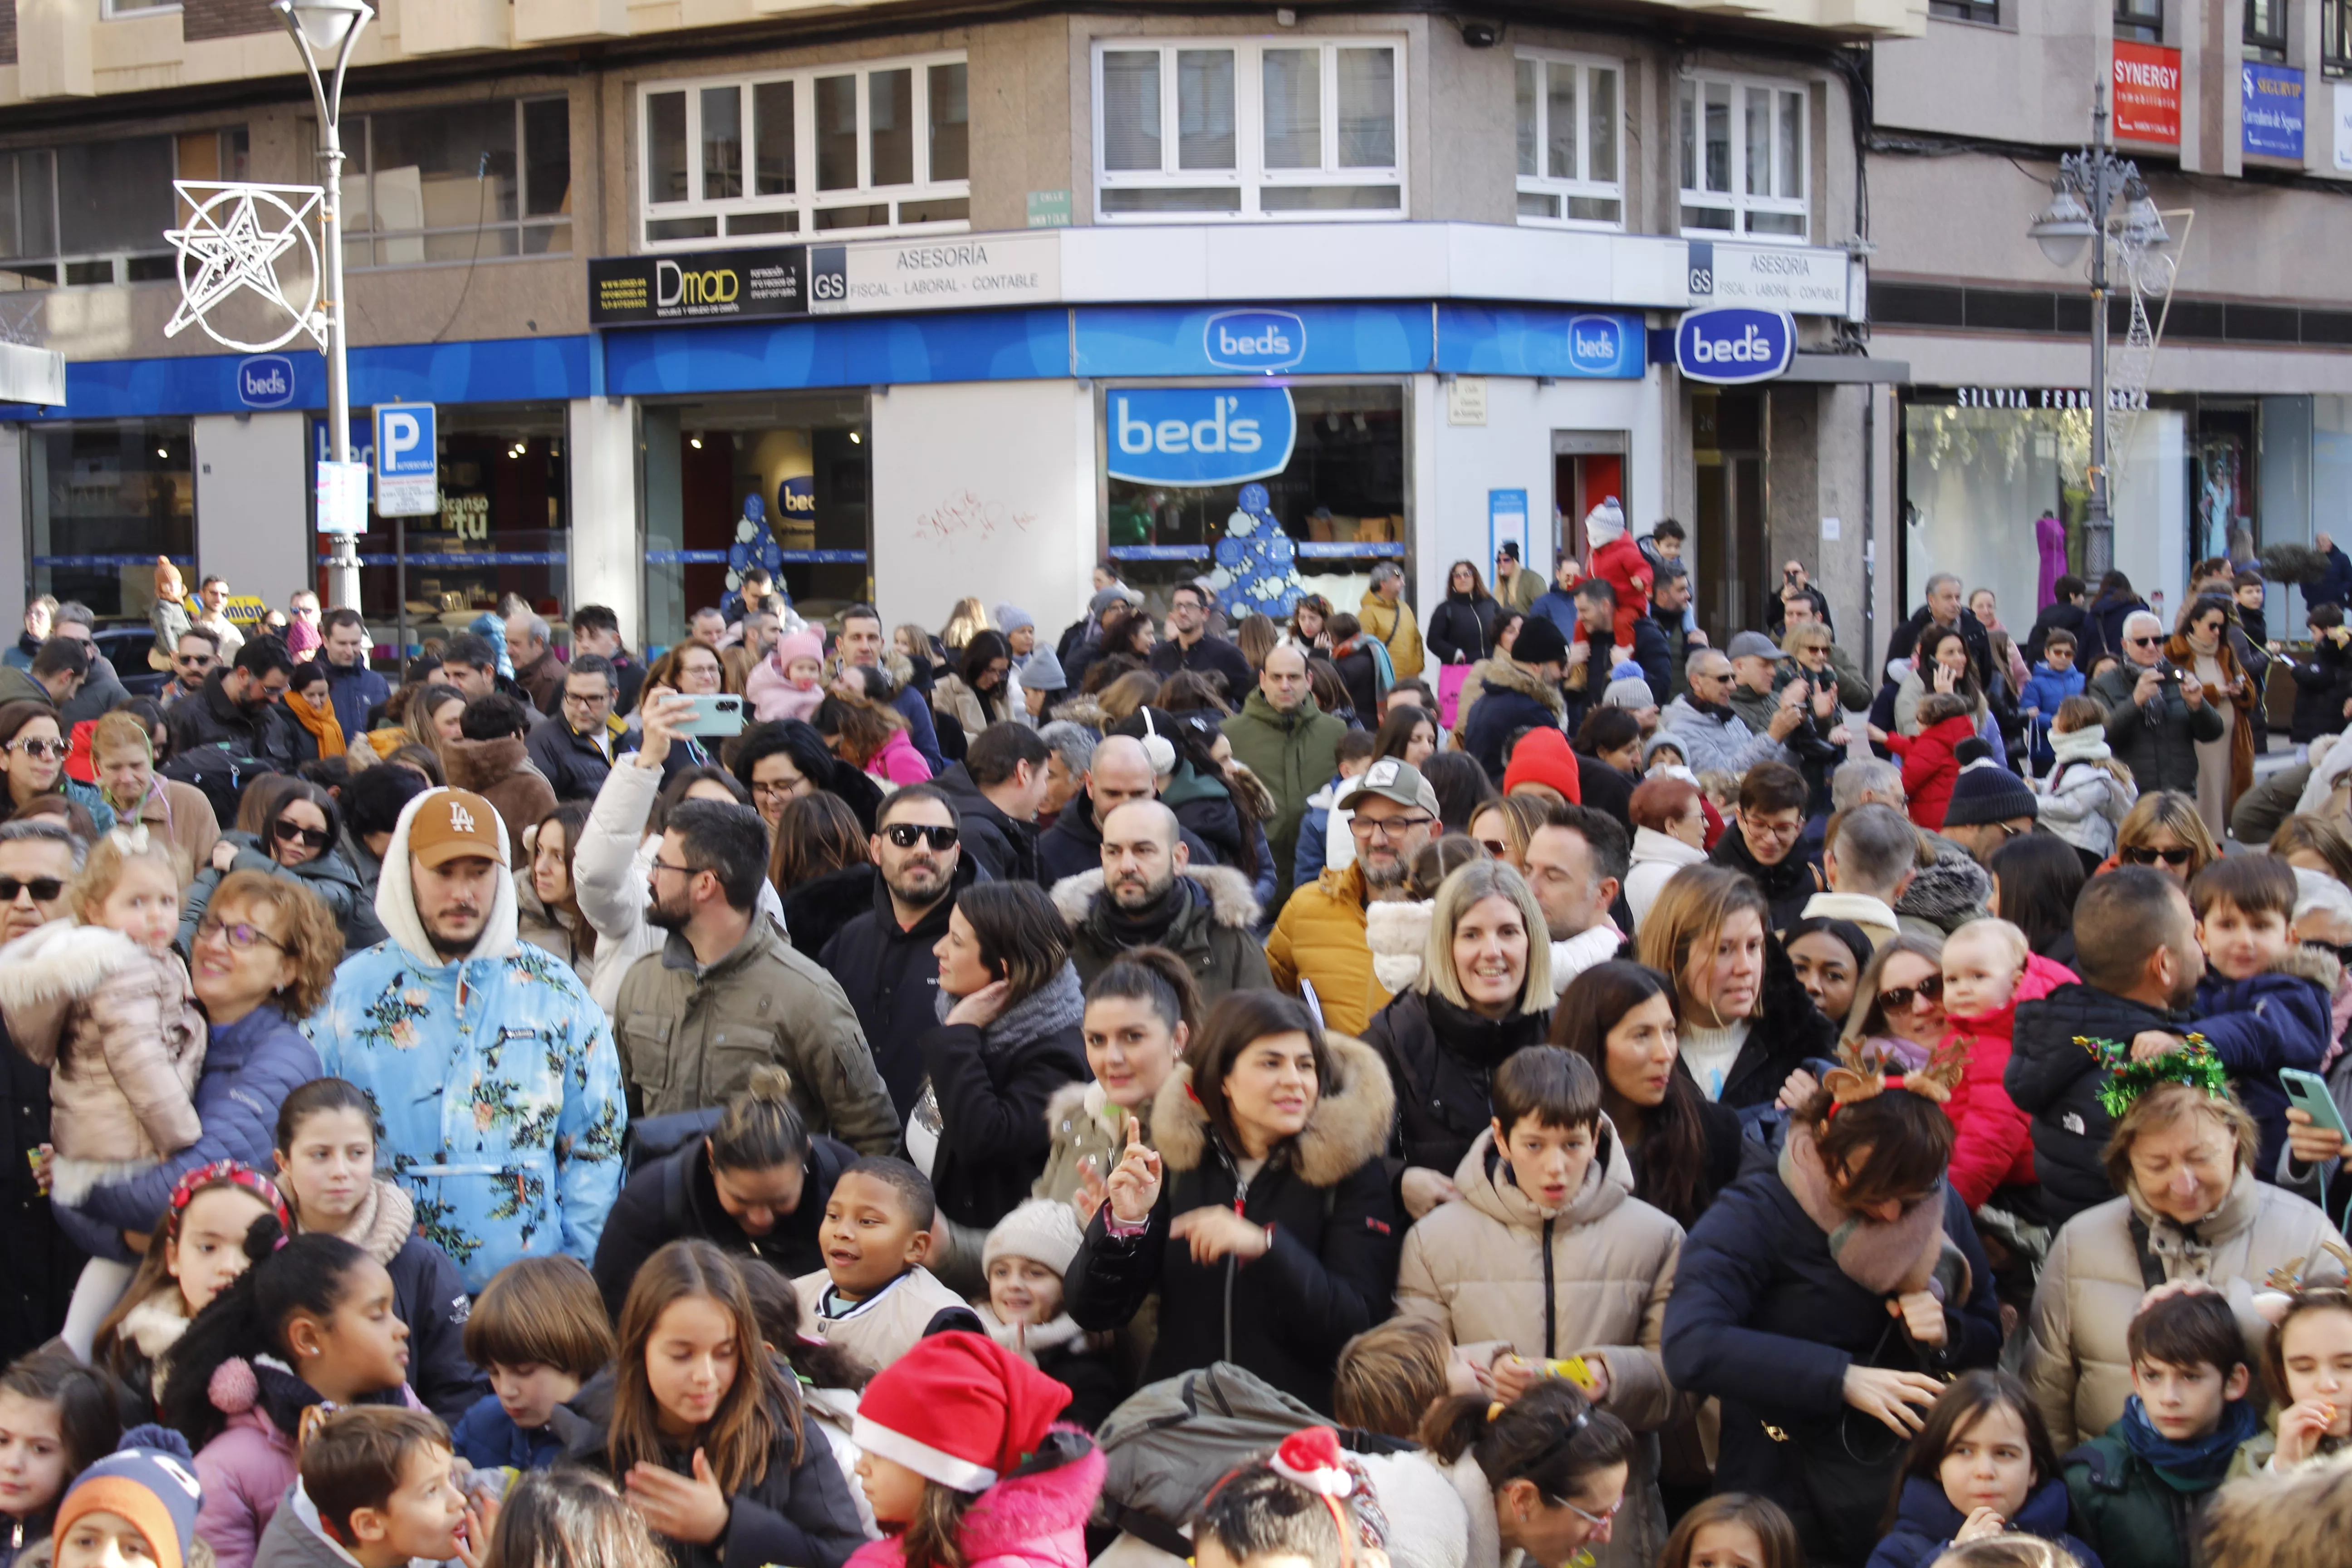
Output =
[{"x1": 1823, "y1": 1036, "x2": 1969, "y2": 1117}]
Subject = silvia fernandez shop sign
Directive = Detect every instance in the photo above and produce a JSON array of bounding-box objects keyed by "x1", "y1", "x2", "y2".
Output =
[
  {"x1": 1674, "y1": 306, "x2": 1794, "y2": 386},
  {"x1": 1106, "y1": 387, "x2": 1297, "y2": 486}
]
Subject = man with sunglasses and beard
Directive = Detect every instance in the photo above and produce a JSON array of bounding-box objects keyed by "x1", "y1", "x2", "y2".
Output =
[
  {"x1": 0, "y1": 818, "x2": 85, "y2": 1360},
  {"x1": 821, "y1": 785, "x2": 989, "y2": 1118},
  {"x1": 612, "y1": 795, "x2": 898, "y2": 1152}
]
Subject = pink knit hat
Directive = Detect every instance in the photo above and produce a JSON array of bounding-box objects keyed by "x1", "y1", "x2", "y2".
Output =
[{"x1": 774, "y1": 631, "x2": 825, "y2": 669}]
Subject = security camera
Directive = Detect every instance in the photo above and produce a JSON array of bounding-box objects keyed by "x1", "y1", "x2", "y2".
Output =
[{"x1": 1460, "y1": 20, "x2": 1499, "y2": 46}]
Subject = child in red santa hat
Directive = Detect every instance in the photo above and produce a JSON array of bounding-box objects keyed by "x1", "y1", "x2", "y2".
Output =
[{"x1": 849, "y1": 1331, "x2": 1104, "y2": 1568}]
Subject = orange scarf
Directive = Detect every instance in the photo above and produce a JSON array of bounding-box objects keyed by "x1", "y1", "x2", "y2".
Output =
[{"x1": 281, "y1": 692, "x2": 346, "y2": 758}]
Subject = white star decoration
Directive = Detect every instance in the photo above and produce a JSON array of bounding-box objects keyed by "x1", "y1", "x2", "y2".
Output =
[{"x1": 163, "y1": 181, "x2": 328, "y2": 353}]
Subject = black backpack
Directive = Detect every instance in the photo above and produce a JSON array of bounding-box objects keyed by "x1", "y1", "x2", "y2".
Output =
[{"x1": 160, "y1": 743, "x2": 274, "y2": 825}]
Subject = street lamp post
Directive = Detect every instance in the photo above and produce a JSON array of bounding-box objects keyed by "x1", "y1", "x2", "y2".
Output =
[
  {"x1": 274, "y1": 0, "x2": 374, "y2": 613},
  {"x1": 2026, "y1": 83, "x2": 2168, "y2": 580}
]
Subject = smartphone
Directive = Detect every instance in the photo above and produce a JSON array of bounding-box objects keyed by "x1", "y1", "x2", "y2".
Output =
[
  {"x1": 2282, "y1": 1068, "x2": 2349, "y2": 1140},
  {"x1": 671, "y1": 693, "x2": 746, "y2": 738}
]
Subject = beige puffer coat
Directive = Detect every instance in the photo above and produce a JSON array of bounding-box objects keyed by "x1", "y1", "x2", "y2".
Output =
[
  {"x1": 0, "y1": 921, "x2": 206, "y2": 1205},
  {"x1": 2021, "y1": 1167, "x2": 2345, "y2": 1451},
  {"x1": 1396, "y1": 1120, "x2": 1684, "y2": 1568}
]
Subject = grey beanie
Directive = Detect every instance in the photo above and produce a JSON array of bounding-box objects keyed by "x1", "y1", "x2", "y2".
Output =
[
  {"x1": 1020, "y1": 645, "x2": 1069, "y2": 693},
  {"x1": 994, "y1": 603, "x2": 1036, "y2": 634}
]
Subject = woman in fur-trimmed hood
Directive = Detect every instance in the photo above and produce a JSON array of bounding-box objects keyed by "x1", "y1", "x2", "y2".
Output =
[{"x1": 1063, "y1": 989, "x2": 1399, "y2": 1413}]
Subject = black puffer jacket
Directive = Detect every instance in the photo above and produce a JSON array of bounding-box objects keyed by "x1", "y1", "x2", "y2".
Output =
[
  {"x1": 0, "y1": 1024, "x2": 78, "y2": 1367},
  {"x1": 918, "y1": 962, "x2": 1089, "y2": 1232},
  {"x1": 1362, "y1": 988, "x2": 1549, "y2": 1192},
  {"x1": 556, "y1": 1372, "x2": 865, "y2": 1568},
  {"x1": 2007, "y1": 982, "x2": 2184, "y2": 1225},
  {"x1": 1426, "y1": 593, "x2": 1504, "y2": 666},
  {"x1": 2090, "y1": 661, "x2": 2225, "y2": 797},
  {"x1": 591, "y1": 1134, "x2": 857, "y2": 1320},
  {"x1": 1066, "y1": 1032, "x2": 1399, "y2": 1413},
  {"x1": 1709, "y1": 824, "x2": 1826, "y2": 937},
  {"x1": 817, "y1": 855, "x2": 984, "y2": 1116},
  {"x1": 2284, "y1": 641, "x2": 2352, "y2": 744}
]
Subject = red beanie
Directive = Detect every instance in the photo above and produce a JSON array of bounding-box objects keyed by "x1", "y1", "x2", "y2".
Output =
[
  {"x1": 1500, "y1": 726, "x2": 1582, "y2": 804},
  {"x1": 852, "y1": 1331, "x2": 1072, "y2": 1491}
]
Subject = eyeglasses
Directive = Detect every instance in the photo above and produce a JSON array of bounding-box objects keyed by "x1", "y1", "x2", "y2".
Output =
[
  {"x1": 1351, "y1": 813, "x2": 1435, "y2": 840},
  {"x1": 884, "y1": 823, "x2": 959, "y2": 851},
  {"x1": 649, "y1": 857, "x2": 708, "y2": 879},
  {"x1": 1549, "y1": 1494, "x2": 1624, "y2": 1529},
  {"x1": 1877, "y1": 975, "x2": 1945, "y2": 1012},
  {"x1": 272, "y1": 820, "x2": 331, "y2": 851},
  {"x1": 0, "y1": 876, "x2": 64, "y2": 903},
  {"x1": 2122, "y1": 844, "x2": 2196, "y2": 867},
  {"x1": 562, "y1": 689, "x2": 611, "y2": 707},
  {"x1": 751, "y1": 778, "x2": 808, "y2": 801},
  {"x1": 5, "y1": 739, "x2": 64, "y2": 760},
  {"x1": 194, "y1": 916, "x2": 286, "y2": 952}
]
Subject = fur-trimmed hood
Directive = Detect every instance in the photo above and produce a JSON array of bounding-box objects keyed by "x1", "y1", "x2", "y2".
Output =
[
  {"x1": 1223, "y1": 760, "x2": 1276, "y2": 821},
  {"x1": 2262, "y1": 941, "x2": 2344, "y2": 993},
  {"x1": 1366, "y1": 898, "x2": 1434, "y2": 995},
  {"x1": 441, "y1": 733, "x2": 534, "y2": 794},
  {"x1": 1151, "y1": 1030, "x2": 1395, "y2": 1187},
  {"x1": 1049, "y1": 864, "x2": 1260, "y2": 932},
  {"x1": 0, "y1": 921, "x2": 147, "y2": 1067},
  {"x1": 1475, "y1": 656, "x2": 1568, "y2": 719},
  {"x1": 1896, "y1": 835, "x2": 1992, "y2": 933}
]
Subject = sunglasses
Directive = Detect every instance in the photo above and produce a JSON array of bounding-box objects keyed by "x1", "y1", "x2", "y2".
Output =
[
  {"x1": 6, "y1": 739, "x2": 64, "y2": 760},
  {"x1": 1479, "y1": 838, "x2": 1510, "y2": 858},
  {"x1": 2122, "y1": 844, "x2": 2195, "y2": 867},
  {"x1": 0, "y1": 876, "x2": 64, "y2": 902},
  {"x1": 1878, "y1": 974, "x2": 1945, "y2": 1012},
  {"x1": 884, "y1": 823, "x2": 959, "y2": 851},
  {"x1": 272, "y1": 820, "x2": 331, "y2": 851},
  {"x1": 176, "y1": 653, "x2": 214, "y2": 666},
  {"x1": 2126, "y1": 635, "x2": 2161, "y2": 647}
]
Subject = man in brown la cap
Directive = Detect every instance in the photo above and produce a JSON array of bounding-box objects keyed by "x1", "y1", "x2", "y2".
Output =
[{"x1": 308, "y1": 785, "x2": 627, "y2": 1291}]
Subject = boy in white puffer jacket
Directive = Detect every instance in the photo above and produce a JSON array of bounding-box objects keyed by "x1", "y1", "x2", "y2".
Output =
[{"x1": 2037, "y1": 694, "x2": 2137, "y2": 867}]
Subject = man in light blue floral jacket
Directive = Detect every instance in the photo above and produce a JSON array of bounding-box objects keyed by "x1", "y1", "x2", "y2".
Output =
[{"x1": 312, "y1": 786, "x2": 626, "y2": 1292}]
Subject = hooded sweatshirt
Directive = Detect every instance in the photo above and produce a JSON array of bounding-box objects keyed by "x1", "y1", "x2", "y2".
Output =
[{"x1": 308, "y1": 789, "x2": 627, "y2": 1291}]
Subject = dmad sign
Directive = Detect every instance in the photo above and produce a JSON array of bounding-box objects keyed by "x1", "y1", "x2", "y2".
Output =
[
  {"x1": 1107, "y1": 387, "x2": 1297, "y2": 486},
  {"x1": 1674, "y1": 306, "x2": 1795, "y2": 386}
]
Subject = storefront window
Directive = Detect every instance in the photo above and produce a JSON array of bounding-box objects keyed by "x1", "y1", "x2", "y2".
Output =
[
  {"x1": 1903, "y1": 400, "x2": 2091, "y2": 643},
  {"x1": 640, "y1": 395, "x2": 870, "y2": 647},
  {"x1": 1101, "y1": 382, "x2": 1406, "y2": 616},
  {"x1": 334, "y1": 402, "x2": 570, "y2": 661},
  {"x1": 25, "y1": 420, "x2": 195, "y2": 624}
]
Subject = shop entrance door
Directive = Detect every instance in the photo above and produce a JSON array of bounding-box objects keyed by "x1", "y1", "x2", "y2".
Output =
[
  {"x1": 1694, "y1": 389, "x2": 1768, "y2": 642},
  {"x1": 1553, "y1": 432, "x2": 1627, "y2": 568}
]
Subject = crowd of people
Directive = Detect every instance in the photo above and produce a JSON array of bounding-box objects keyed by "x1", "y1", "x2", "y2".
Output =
[{"x1": 2, "y1": 535, "x2": 2352, "y2": 1568}]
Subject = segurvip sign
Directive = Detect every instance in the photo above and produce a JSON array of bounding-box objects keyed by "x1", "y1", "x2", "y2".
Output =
[
  {"x1": 2243, "y1": 63, "x2": 2305, "y2": 160},
  {"x1": 2113, "y1": 43, "x2": 2182, "y2": 146},
  {"x1": 1106, "y1": 387, "x2": 1296, "y2": 487}
]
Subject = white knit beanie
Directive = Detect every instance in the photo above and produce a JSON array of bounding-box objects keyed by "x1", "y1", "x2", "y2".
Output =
[
  {"x1": 1585, "y1": 498, "x2": 1627, "y2": 548},
  {"x1": 982, "y1": 1197, "x2": 1084, "y2": 1277}
]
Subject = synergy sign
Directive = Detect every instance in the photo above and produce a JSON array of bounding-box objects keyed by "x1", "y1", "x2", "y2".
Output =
[
  {"x1": 1106, "y1": 387, "x2": 1296, "y2": 487},
  {"x1": 1203, "y1": 309, "x2": 1307, "y2": 372},
  {"x1": 1674, "y1": 306, "x2": 1794, "y2": 386}
]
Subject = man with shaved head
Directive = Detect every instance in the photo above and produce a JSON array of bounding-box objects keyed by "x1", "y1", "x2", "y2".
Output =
[
  {"x1": 1034, "y1": 734, "x2": 1219, "y2": 884},
  {"x1": 2089, "y1": 607, "x2": 2223, "y2": 797},
  {"x1": 1221, "y1": 641, "x2": 1346, "y2": 905},
  {"x1": 1048, "y1": 799, "x2": 1269, "y2": 1000}
]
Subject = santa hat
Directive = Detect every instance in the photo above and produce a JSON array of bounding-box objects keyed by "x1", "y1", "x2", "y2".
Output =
[
  {"x1": 1584, "y1": 498, "x2": 1627, "y2": 549},
  {"x1": 1268, "y1": 1429, "x2": 1357, "y2": 1498},
  {"x1": 983, "y1": 1198, "x2": 1083, "y2": 1278},
  {"x1": 853, "y1": 1331, "x2": 1073, "y2": 1492}
]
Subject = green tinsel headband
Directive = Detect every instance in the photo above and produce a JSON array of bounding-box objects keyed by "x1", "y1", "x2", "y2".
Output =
[{"x1": 2075, "y1": 1035, "x2": 2232, "y2": 1120}]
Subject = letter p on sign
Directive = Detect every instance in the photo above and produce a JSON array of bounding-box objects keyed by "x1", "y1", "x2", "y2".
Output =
[{"x1": 374, "y1": 402, "x2": 440, "y2": 517}]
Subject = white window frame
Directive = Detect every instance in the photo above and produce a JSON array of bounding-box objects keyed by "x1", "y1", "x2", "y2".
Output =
[
  {"x1": 638, "y1": 52, "x2": 970, "y2": 251},
  {"x1": 1513, "y1": 48, "x2": 1625, "y2": 232},
  {"x1": 102, "y1": 0, "x2": 180, "y2": 19},
  {"x1": 1091, "y1": 37, "x2": 1407, "y2": 223},
  {"x1": 1677, "y1": 72, "x2": 1809, "y2": 244}
]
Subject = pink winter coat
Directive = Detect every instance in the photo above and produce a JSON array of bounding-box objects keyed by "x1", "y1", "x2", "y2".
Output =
[
  {"x1": 746, "y1": 653, "x2": 826, "y2": 723},
  {"x1": 194, "y1": 1365, "x2": 426, "y2": 1568},
  {"x1": 866, "y1": 727, "x2": 932, "y2": 785},
  {"x1": 1940, "y1": 951, "x2": 2077, "y2": 1210},
  {"x1": 847, "y1": 1439, "x2": 1102, "y2": 1568},
  {"x1": 0, "y1": 921, "x2": 206, "y2": 1205}
]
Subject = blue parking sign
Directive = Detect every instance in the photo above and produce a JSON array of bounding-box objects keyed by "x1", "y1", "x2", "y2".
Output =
[{"x1": 374, "y1": 403, "x2": 438, "y2": 518}]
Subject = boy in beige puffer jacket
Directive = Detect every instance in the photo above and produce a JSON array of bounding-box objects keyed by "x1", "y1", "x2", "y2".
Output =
[{"x1": 1395, "y1": 1045, "x2": 1683, "y2": 1568}]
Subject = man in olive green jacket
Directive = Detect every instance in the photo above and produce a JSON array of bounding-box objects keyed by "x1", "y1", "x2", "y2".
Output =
[
  {"x1": 1220, "y1": 644, "x2": 1346, "y2": 907},
  {"x1": 611, "y1": 796, "x2": 900, "y2": 1153}
]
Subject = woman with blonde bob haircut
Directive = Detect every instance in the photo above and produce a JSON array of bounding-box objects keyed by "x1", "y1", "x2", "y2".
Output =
[
  {"x1": 2110, "y1": 788, "x2": 2217, "y2": 883},
  {"x1": 1634, "y1": 865, "x2": 1836, "y2": 1111},
  {"x1": 2021, "y1": 1078, "x2": 2343, "y2": 1452},
  {"x1": 1363, "y1": 858, "x2": 1553, "y2": 1219}
]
